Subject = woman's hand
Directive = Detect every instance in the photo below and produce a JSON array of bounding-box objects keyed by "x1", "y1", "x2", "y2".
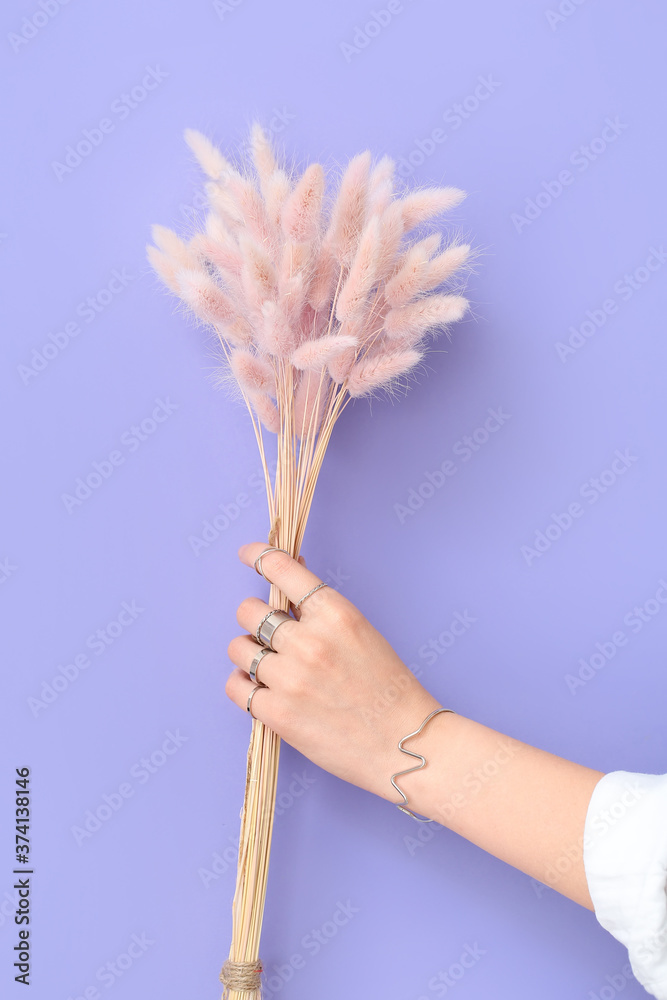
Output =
[
  {"x1": 225, "y1": 542, "x2": 605, "y2": 910},
  {"x1": 225, "y1": 542, "x2": 441, "y2": 803}
]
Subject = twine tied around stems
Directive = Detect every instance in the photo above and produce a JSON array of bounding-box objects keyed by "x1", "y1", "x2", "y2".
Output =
[{"x1": 220, "y1": 958, "x2": 263, "y2": 996}]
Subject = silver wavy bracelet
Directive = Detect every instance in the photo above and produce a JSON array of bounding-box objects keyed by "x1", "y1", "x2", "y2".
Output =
[{"x1": 390, "y1": 707, "x2": 457, "y2": 822}]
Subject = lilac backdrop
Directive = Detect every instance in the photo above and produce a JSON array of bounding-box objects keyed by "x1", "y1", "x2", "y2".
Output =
[{"x1": 2, "y1": 1, "x2": 666, "y2": 998}]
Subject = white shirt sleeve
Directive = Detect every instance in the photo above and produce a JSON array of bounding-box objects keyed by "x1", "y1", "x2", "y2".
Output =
[{"x1": 583, "y1": 770, "x2": 667, "y2": 999}]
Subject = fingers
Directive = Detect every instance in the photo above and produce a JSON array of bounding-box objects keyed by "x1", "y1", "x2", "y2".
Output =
[
  {"x1": 236, "y1": 596, "x2": 298, "y2": 651},
  {"x1": 228, "y1": 634, "x2": 281, "y2": 687},
  {"x1": 239, "y1": 543, "x2": 325, "y2": 610},
  {"x1": 225, "y1": 667, "x2": 273, "y2": 723}
]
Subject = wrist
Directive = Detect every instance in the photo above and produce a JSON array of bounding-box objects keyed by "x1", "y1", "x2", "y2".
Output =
[
  {"x1": 390, "y1": 706, "x2": 457, "y2": 820},
  {"x1": 393, "y1": 707, "x2": 465, "y2": 823},
  {"x1": 393, "y1": 711, "x2": 528, "y2": 833}
]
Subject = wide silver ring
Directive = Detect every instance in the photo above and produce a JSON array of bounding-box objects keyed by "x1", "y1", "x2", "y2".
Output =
[
  {"x1": 246, "y1": 684, "x2": 264, "y2": 718},
  {"x1": 249, "y1": 647, "x2": 273, "y2": 684},
  {"x1": 256, "y1": 609, "x2": 292, "y2": 651},
  {"x1": 254, "y1": 547, "x2": 291, "y2": 580}
]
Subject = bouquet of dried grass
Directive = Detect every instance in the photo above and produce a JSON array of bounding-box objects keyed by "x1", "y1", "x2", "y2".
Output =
[{"x1": 147, "y1": 123, "x2": 474, "y2": 999}]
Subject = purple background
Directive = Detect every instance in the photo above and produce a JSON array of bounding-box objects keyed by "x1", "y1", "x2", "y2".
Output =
[{"x1": 2, "y1": 1, "x2": 666, "y2": 998}]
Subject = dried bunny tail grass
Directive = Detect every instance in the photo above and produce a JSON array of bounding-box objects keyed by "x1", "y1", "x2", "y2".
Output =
[
  {"x1": 369, "y1": 155, "x2": 395, "y2": 215},
  {"x1": 399, "y1": 186, "x2": 466, "y2": 232},
  {"x1": 263, "y1": 169, "x2": 293, "y2": 233},
  {"x1": 204, "y1": 209, "x2": 241, "y2": 251},
  {"x1": 257, "y1": 299, "x2": 301, "y2": 357},
  {"x1": 190, "y1": 232, "x2": 244, "y2": 282},
  {"x1": 151, "y1": 224, "x2": 201, "y2": 269},
  {"x1": 326, "y1": 150, "x2": 372, "y2": 265},
  {"x1": 337, "y1": 300, "x2": 376, "y2": 342},
  {"x1": 346, "y1": 348, "x2": 423, "y2": 397},
  {"x1": 383, "y1": 293, "x2": 470, "y2": 342},
  {"x1": 249, "y1": 122, "x2": 277, "y2": 191},
  {"x1": 147, "y1": 225, "x2": 204, "y2": 293},
  {"x1": 146, "y1": 245, "x2": 181, "y2": 294},
  {"x1": 184, "y1": 128, "x2": 231, "y2": 179},
  {"x1": 299, "y1": 302, "x2": 329, "y2": 342},
  {"x1": 206, "y1": 179, "x2": 245, "y2": 227},
  {"x1": 229, "y1": 349, "x2": 276, "y2": 395},
  {"x1": 335, "y1": 217, "x2": 380, "y2": 322},
  {"x1": 214, "y1": 317, "x2": 254, "y2": 349},
  {"x1": 177, "y1": 268, "x2": 238, "y2": 325},
  {"x1": 251, "y1": 391, "x2": 280, "y2": 433},
  {"x1": 306, "y1": 245, "x2": 339, "y2": 313},
  {"x1": 281, "y1": 163, "x2": 325, "y2": 243},
  {"x1": 383, "y1": 237, "x2": 436, "y2": 309},
  {"x1": 277, "y1": 240, "x2": 313, "y2": 286},
  {"x1": 149, "y1": 124, "x2": 476, "y2": 1000},
  {"x1": 278, "y1": 272, "x2": 308, "y2": 329},
  {"x1": 327, "y1": 345, "x2": 357, "y2": 383},
  {"x1": 375, "y1": 200, "x2": 406, "y2": 281},
  {"x1": 423, "y1": 241, "x2": 474, "y2": 290},
  {"x1": 238, "y1": 232, "x2": 278, "y2": 310},
  {"x1": 221, "y1": 173, "x2": 273, "y2": 248},
  {"x1": 415, "y1": 232, "x2": 443, "y2": 257},
  {"x1": 290, "y1": 334, "x2": 358, "y2": 371}
]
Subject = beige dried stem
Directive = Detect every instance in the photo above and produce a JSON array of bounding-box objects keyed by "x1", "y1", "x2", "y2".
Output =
[{"x1": 147, "y1": 122, "x2": 475, "y2": 999}]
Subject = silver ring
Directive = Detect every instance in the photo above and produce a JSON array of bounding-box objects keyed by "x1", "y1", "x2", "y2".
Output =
[
  {"x1": 255, "y1": 610, "x2": 275, "y2": 644},
  {"x1": 254, "y1": 547, "x2": 291, "y2": 580},
  {"x1": 246, "y1": 684, "x2": 264, "y2": 718},
  {"x1": 257, "y1": 609, "x2": 292, "y2": 651},
  {"x1": 249, "y1": 647, "x2": 273, "y2": 684},
  {"x1": 293, "y1": 582, "x2": 328, "y2": 610}
]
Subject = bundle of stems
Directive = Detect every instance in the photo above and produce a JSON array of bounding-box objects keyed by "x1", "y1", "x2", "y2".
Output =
[{"x1": 147, "y1": 122, "x2": 474, "y2": 999}]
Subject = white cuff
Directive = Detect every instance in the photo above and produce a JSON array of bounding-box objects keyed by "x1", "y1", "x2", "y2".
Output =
[{"x1": 583, "y1": 770, "x2": 667, "y2": 999}]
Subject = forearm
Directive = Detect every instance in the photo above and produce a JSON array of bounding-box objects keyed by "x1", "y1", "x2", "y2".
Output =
[{"x1": 397, "y1": 710, "x2": 605, "y2": 909}]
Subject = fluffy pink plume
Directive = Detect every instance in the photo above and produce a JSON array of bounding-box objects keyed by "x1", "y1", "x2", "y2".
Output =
[
  {"x1": 230, "y1": 350, "x2": 275, "y2": 394},
  {"x1": 335, "y1": 217, "x2": 380, "y2": 321},
  {"x1": 383, "y1": 294, "x2": 469, "y2": 343},
  {"x1": 328, "y1": 345, "x2": 357, "y2": 383},
  {"x1": 151, "y1": 224, "x2": 199, "y2": 268},
  {"x1": 238, "y1": 232, "x2": 277, "y2": 310},
  {"x1": 399, "y1": 186, "x2": 466, "y2": 231},
  {"x1": 306, "y1": 246, "x2": 338, "y2": 312},
  {"x1": 146, "y1": 245, "x2": 180, "y2": 294},
  {"x1": 257, "y1": 300, "x2": 301, "y2": 357},
  {"x1": 216, "y1": 316, "x2": 254, "y2": 348},
  {"x1": 424, "y1": 243, "x2": 471, "y2": 289},
  {"x1": 177, "y1": 269, "x2": 237, "y2": 326},
  {"x1": 369, "y1": 155, "x2": 395, "y2": 216},
  {"x1": 326, "y1": 150, "x2": 372, "y2": 266},
  {"x1": 263, "y1": 170, "x2": 292, "y2": 233},
  {"x1": 184, "y1": 128, "x2": 230, "y2": 179},
  {"x1": 375, "y1": 200, "x2": 406, "y2": 281},
  {"x1": 148, "y1": 123, "x2": 473, "y2": 433},
  {"x1": 291, "y1": 334, "x2": 358, "y2": 372},
  {"x1": 251, "y1": 392, "x2": 280, "y2": 433},
  {"x1": 249, "y1": 123, "x2": 277, "y2": 194},
  {"x1": 189, "y1": 233, "x2": 244, "y2": 290},
  {"x1": 346, "y1": 350, "x2": 422, "y2": 397},
  {"x1": 147, "y1": 225, "x2": 202, "y2": 293},
  {"x1": 281, "y1": 163, "x2": 325, "y2": 244},
  {"x1": 384, "y1": 237, "x2": 436, "y2": 309}
]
